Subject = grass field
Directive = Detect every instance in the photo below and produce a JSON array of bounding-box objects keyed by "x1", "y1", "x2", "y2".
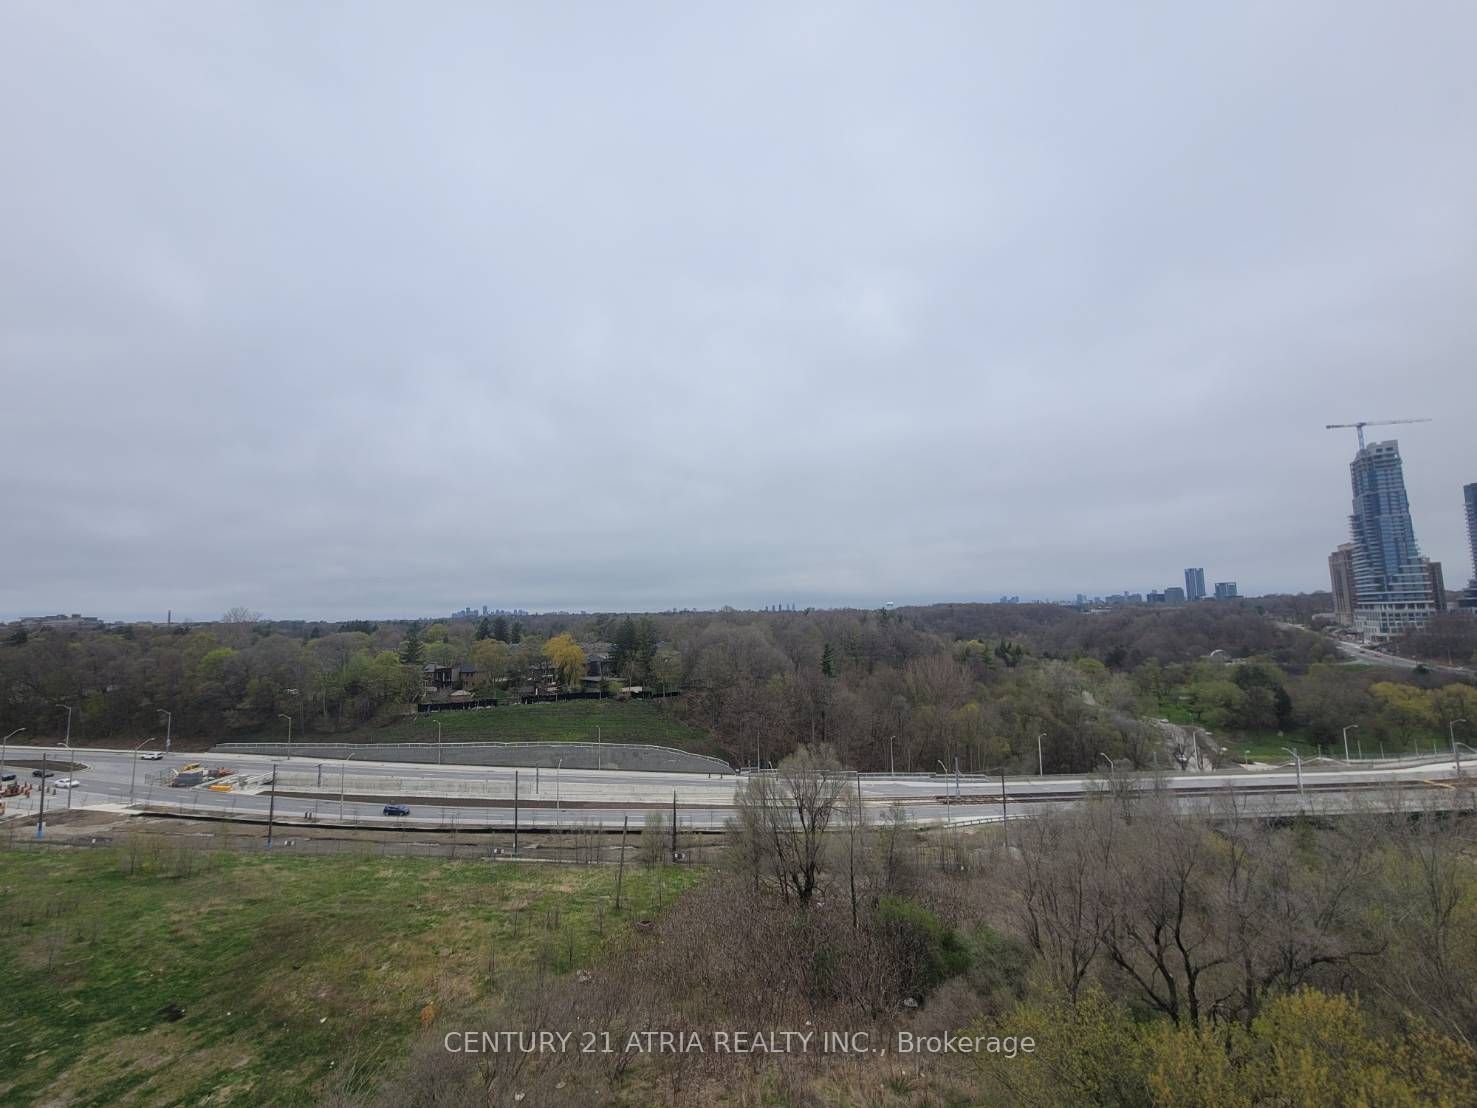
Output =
[
  {"x1": 301, "y1": 698, "x2": 711, "y2": 751},
  {"x1": 0, "y1": 844, "x2": 699, "y2": 1107}
]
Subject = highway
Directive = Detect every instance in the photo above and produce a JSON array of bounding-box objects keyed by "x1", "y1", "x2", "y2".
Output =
[
  {"x1": 1, "y1": 745, "x2": 1470, "y2": 833},
  {"x1": 1334, "y1": 638, "x2": 1475, "y2": 676}
]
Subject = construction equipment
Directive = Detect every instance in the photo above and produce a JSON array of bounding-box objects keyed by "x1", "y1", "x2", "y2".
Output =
[{"x1": 1325, "y1": 418, "x2": 1431, "y2": 450}]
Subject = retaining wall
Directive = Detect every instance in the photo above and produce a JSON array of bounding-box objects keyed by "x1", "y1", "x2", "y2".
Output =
[{"x1": 211, "y1": 740, "x2": 733, "y2": 775}]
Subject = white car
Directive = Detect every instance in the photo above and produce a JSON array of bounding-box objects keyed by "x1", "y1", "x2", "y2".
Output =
[
  {"x1": 141, "y1": 752, "x2": 164, "y2": 760},
  {"x1": 54, "y1": 778, "x2": 80, "y2": 789}
]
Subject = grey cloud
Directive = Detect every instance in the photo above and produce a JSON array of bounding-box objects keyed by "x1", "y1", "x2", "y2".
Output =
[{"x1": 2, "y1": 2, "x2": 1474, "y2": 619}]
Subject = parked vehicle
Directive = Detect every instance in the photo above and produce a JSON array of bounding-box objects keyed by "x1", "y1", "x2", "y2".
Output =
[
  {"x1": 0, "y1": 772, "x2": 15, "y2": 782},
  {"x1": 383, "y1": 804, "x2": 411, "y2": 816}
]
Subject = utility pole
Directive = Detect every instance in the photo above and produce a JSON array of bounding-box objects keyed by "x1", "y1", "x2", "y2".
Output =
[
  {"x1": 36, "y1": 752, "x2": 47, "y2": 840},
  {"x1": 1342, "y1": 724, "x2": 1358, "y2": 762},
  {"x1": 266, "y1": 766, "x2": 278, "y2": 849},
  {"x1": 1451, "y1": 719, "x2": 1467, "y2": 777},
  {"x1": 513, "y1": 771, "x2": 519, "y2": 855},
  {"x1": 1000, "y1": 770, "x2": 1008, "y2": 848},
  {"x1": 670, "y1": 790, "x2": 678, "y2": 862},
  {"x1": 615, "y1": 814, "x2": 628, "y2": 910}
]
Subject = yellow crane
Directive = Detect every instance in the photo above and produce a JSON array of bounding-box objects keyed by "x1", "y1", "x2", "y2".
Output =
[{"x1": 1325, "y1": 418, "x2": 1431, "y2": 450}]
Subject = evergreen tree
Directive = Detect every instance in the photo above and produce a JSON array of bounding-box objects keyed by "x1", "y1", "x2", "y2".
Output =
[
  {"x1": 509, "y1": 620, "x2": 523, "y2": 644},
  {"x1": 475, "y1": 617, "x2": 492, "y2": 641},
  {"x1": 400, "y1": 622, "x2": 424, "y2": 665},
  {"x1": 612, "y1": 616, "x2": 638, "y2": 676},
  {"x1": 491, "y1": 616, "x2": 510, "y2": 642},
  {"x1": 635, "y1": 616, "x2": 660, "y2": 681},
  {"x1": 821, "y1": 642, "x2": 836, "y2": 678}
]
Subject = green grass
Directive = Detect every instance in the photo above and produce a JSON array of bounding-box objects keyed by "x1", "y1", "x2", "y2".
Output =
[
  {"x1": 306, "y1": 698, "x2": 711, "y2": 751},
  {"x1": 1223, "y1": 732, "x2": 1321, "y2": 762},
  {"x1": 1228, "y1": 730, "x2": 1451, "y2": 762},
  {"x1": 0, "y1": 844, "x2": 699, "y2": 1107}
]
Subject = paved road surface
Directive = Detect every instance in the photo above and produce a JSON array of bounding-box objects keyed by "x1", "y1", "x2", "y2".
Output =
[{"x1": 1, "y1": 745, "x2": 1470, "y2": 833}]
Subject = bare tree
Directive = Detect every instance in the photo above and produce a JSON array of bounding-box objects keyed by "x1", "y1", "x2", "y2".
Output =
[
  {"x1": 1012, "y1": 800, "x2": 1114, "y2": 1002},
  {"x1": 729, "y1": 744, "x2": 850, "y2": 904}
]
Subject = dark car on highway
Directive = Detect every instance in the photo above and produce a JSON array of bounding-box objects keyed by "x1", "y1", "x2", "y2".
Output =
[
  {"x1": 32, "y1": 768, "x2": 52, "y2": 779},
  {"x1": 383, "y1": 804, "x2": 410, "y2": 816}
]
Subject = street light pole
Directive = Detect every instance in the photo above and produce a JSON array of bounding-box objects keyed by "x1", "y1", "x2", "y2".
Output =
[
  {"x1": 434, "y1": 719, "x2": 442, "y2": 764},
  {"x1": 57, "y1": 704, "x2": 74, "y2": 809},
  {"x1": 1342, "y1": 724, "x2": 1359, "y2": 762},
  {"x1": 279, "y1": 713, "x2": 293, "y2": 751},
  {"x1": 888, "y1": 734, "x2": 895, "y2": 776},
  {"x1": 1037, "y1": 733, "x2": 1045, "y2": 777},
  {"x1": 339, "y1": 752, "x2": 356, "y2": 820},
  {"x1": 1098, "y1": 752, "x2": 1113, "y2": 774},
  {"x1": 1, "y1": 727, "x2": 23, "y2": 776},
  {"x1": 1282, "y1": 747, "x2": 1303, "y2": 794},
  {"x1": 556, "y1": 758, "x2": 564, "y2": 830},
  {"x1": 158, "y1": 709, "x2": 172, "y2": 754},
  {"x1": 129, "y1": 736, "x2": 157, "y2": 805},
  {"x1": 1451, "y1": 718, "x2": 1467, "y2": 777}
]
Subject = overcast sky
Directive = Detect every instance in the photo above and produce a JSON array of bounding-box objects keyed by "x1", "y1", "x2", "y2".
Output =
[{"x1": 3, "y1": 2, "x2": 1475, "y2": 621}]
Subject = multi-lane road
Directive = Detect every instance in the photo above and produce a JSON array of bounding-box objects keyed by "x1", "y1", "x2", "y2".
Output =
[{"x1": 0, "y1": 744, "x2": 1470, "y2": 833}]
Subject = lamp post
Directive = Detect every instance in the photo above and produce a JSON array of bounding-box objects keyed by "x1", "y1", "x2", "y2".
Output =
[
  {"x1": 1451, "y1": 718, "x2": 1467, "y2": 777},
  {"x1": 1, "y1": 727, "x2": 23, "y2": 776},
  {"x1": 1342, "y1": 724, "x2": 1359, "y2": 762},
  {"x1": 1281, "y1": 747, "x2": 1303, "y2": 794},
  {"x1": 434, "y1": 719, "x2": 443, "y2": 764},
  {"x1": 556, "y1": 757, "x2": 564, "y2": 830},
  {"x1": 56, "y1": 704, "x2": 74, "y2": 809},
  {"x1": 279, "y1": 713, "x2": 293, "y2": 751},
  {"x1": 1098, "y1": 752, "x2": 1113, "y2": 774},
  {"x1": 1037, "y1": 733, "x2": 1046, "y2": 777},
  {"x1": 129, "y1": 736, "x2": 157, "y2": 805},
  {"x1": 158, "y1": 709, "x2": 172, "y2": 754},
  {"x1": 889, "y1": 734, "x2": 895, "y2": 776},
  {"x1": 284, "y1": 688, "x2": 302, "y2": 748},
  {"x1": 339, "y1": 752, "x2": 356, "y2": 820}
]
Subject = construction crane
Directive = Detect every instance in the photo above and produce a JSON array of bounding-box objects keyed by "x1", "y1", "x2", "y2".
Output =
[{"x1": 1325, "y1": 418, "x2": 1431, "y2": 450}]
